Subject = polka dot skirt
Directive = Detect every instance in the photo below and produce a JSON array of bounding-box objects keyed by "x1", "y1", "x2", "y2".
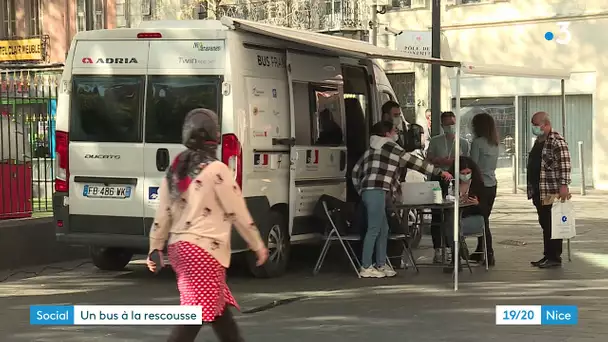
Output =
[{"x1": 168, "y1": 241, "x2": 239, "y2": 322}]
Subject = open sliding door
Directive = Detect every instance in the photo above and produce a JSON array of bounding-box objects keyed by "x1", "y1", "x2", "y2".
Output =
[{"x1": 286, "y1": 51, "x2": 348, "y2": 236}]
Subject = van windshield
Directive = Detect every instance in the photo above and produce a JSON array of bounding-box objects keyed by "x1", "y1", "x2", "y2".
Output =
[
  {"x1": 145, "y1": 76, "x2": 221, "y2": 144},
  {"x1": 70, "y1": 75, "x2": 144, "y2": 142}
]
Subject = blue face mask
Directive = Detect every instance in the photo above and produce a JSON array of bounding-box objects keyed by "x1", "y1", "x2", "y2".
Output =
[
  {"x1": 532, "y1": 125, "x2": 543, "y2": 136},
  {"x1": 443, "y1": 125, "x2": 455, "y2": 134},
  {"x1": 459, "y1": 173, "x2": 472, "y2": 182}
]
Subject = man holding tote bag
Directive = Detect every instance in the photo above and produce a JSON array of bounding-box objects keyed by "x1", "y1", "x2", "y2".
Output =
[{"x1": 526, "y1": 111, "x2": 572, "y2": 269}]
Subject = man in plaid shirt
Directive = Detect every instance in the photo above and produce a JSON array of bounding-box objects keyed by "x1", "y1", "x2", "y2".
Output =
[
  {"x1": 352, "y1": 121, "x2": 453, "y2": 278},
  {"x1": 527, "y1": 111, "x2": 572, "y2": 268}
]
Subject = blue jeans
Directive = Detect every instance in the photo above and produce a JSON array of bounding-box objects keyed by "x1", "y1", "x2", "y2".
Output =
[{"x1": 361, "y1": 189, "x2": 390, "y2": 268}]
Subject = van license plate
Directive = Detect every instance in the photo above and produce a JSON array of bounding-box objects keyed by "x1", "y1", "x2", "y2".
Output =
[{"x1": 83, "y1": 185, "x2": 132, "y2": 199}]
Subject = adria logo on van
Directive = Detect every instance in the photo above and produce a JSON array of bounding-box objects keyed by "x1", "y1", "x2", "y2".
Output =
[
  {"x1": 84, "y1": 154, "x2": 121, "y2": 159},
  {"x1": 81, "y1": 57, "x2": 138, "y2": 64}
]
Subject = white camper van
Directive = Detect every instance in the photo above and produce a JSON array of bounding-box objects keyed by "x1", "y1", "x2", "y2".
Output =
[{"x1": 52, "y1": 18, "x2": 403, "y2": 277}]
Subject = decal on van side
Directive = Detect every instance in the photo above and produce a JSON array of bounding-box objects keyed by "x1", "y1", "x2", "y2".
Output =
[
  {"x1": 81, "y1": 57, "x2": 138, "y2": 64},
  {"x1": 254, "y1": 154, "x2": 269, "y2": 166},
  {"x1": 148, "y1": 187, "x2": 159, "y2": 201},
  {"x1": 305, "y1": 150, "x2": 319, "y2": 165},
  {"x1": 256, "y1": 54, "x2": 285, "y2": 68},
  {"x1": 193, "y1": 42, "x2": 222, "y2": 52},
  {"x1": 178, "y1": 57, "x2": 216, "y2": 65},
  {"x1": 84, "y1": 154, "x2": 121, "y2": 159}
]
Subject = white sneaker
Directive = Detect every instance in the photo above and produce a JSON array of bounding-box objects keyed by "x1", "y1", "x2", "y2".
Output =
[
  {"x1": 360, "y1": 266, "x2": 386, "y2": 278},
  {"x1": 376, "y1": 265, "x2": 397, "y2": 277},
  {"x1": 433, "y1": 248, "x2": 442, "y2": 263}
]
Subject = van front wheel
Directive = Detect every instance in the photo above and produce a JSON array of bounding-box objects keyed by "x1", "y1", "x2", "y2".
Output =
[
  {"x1": 90, "y1": 247, "x2": 133, "y2": 271},
  {"x1": 247, "y1": 210, "x2": 290, "y2": 278}
]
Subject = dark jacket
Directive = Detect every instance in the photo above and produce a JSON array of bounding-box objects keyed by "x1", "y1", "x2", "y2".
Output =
[{"x1": 462, "y1": 181, "x2": 487, "y2": 218}]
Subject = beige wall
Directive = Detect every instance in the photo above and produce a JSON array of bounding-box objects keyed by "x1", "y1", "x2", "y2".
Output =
[{"x1": 377, "y1": 0, "x2": 608, "y2": 189}]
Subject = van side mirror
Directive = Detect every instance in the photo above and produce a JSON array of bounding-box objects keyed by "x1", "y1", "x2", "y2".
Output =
[{"x1": 403, "y1": 123, "x2": 424, "y2": 152}]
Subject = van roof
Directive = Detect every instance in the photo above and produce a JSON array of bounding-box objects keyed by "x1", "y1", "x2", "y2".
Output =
[
  {"x1": 137, "y1": 20, "x2": 227, "y2": 30},
  {"x1": 72, "y1": 20, "x2": 228, "y2": 40}
]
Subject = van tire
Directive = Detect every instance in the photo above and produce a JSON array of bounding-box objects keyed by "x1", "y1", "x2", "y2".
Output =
[
  {"x1": 246, "y1": 210, "x2": 290, "y2": 278},
  {"x1": 90, "y1": 247, "x2": 133, "y2": 271}
]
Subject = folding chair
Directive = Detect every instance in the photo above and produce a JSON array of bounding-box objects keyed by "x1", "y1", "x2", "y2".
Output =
[
  {"x1": 313, "y1": 200, "x2": 363, "y2": 278},
  {"x1": 461, "y1": 216, "x2": 489, "y2": 272},
  {"x1": 387, "y1": 208, "x2": 419, "y2": 273}
]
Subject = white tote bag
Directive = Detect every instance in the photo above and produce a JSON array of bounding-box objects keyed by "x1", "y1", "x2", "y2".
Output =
[{"x1": 551, "y1": 200, "x2": 576, "y2": 239}]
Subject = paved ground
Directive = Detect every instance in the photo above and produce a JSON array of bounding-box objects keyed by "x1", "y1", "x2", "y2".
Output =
[{"x1": 1, "y1": 191, "x2": 608, "y2": 341}]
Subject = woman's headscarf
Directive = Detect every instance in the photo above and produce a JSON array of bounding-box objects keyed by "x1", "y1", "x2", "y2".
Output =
[{"x1": 166, "y1": 108, "x2": 220, "y2": 202}]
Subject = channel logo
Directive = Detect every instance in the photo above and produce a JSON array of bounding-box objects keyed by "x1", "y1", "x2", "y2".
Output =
[{"x1": 544, "y1": 22, "x2": 571, "y2": 45}]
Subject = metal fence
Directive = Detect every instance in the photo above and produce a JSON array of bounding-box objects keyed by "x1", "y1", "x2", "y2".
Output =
[{"x1": 0, "y1": 67, "x2": 61, "y2": 219}]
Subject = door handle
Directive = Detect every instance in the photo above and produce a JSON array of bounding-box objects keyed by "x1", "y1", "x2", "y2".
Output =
[
  {"x1": 156, "y1": 148, "x2": 170, "y2": 171},
  {"x1": 339, "y1": 150, "x2": 346, "y2": 171},
  {"x1": 272, "y1": 137, "x2": 296, "y2": 147}
]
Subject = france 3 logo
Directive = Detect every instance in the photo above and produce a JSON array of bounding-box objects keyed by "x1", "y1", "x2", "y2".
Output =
[{"x1": 544, "y1": 22, "x2": 571, "y2": 45}]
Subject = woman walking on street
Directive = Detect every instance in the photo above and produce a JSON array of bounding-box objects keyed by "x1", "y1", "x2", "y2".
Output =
[
  {"x1": 147, "y1": 108, "x2": 269, "y2": 342},
  {"x1": 469, "y1": 112, "x2": 499, "y2": 266}
]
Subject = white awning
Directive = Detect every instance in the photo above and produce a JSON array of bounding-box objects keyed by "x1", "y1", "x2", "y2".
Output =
[
  {"x1": 461, "y1": 62, "x2": 571, "y2": 79},
  {"x1": 220, "y1": 17, "x2": 462, "y2": 67}
]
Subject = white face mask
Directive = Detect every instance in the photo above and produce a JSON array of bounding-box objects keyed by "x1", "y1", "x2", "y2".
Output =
[
  {"x1": 391, "y1": 134, "x2": 399, "y2": 142},
  {"x1": 443, "y1": 125, "x2": 455, "y2": 134},
  {"x1": 393, "y1": 117, "x2": 402, "y2": 128}
]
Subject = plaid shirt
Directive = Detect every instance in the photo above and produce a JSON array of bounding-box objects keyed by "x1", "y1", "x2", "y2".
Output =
[
  {"x1": 527, "y1": 131, "x2": 572, "y2": 202},
  {"x1": 352, "y1": 138, "x2": 441, "y2": 201}
]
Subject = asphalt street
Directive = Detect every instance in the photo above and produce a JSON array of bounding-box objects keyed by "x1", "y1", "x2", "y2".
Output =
[{"x1": 1, "y1": 191, "x2": 608, "y2": 342}]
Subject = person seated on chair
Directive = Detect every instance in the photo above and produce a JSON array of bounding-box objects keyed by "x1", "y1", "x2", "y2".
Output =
[
  {"x1": 442, "y1": 156, "x2": 488, "y2": 273},
  {"x1": 351, "y1": 120, "x2": 453, "y2": 279}
]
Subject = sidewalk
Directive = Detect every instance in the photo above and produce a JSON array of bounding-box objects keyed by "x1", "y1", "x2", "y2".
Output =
[
  {"x1": 0, "y1": 192, "x2": 607, "y2": 341},
  {"x1": 231, "y1": 192, "x2": 608, "y2": 341}
]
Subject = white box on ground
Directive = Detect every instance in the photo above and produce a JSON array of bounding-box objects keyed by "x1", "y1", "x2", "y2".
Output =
[
  {"x1": 73, "y1": 305, "x2": 202, "y2": 325},
  {"x1": 401, "y1": 181, "x2": 440, "y2": 205}
]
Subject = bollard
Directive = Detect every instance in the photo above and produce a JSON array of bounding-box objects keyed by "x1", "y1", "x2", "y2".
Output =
[
  {"x1": 511, "y1": 154, "x2": 517, "y2": 194},
  {"x1": 578, "y1": 141, "x2": 586, "y2": 196}
]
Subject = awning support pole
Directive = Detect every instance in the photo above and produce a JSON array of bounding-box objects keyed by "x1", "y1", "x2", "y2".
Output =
[
  {"x1": 453, "y1": 67, "x2": 461, "y2": 291},
  {"x1": 561, "y1": 79, "x2": 566, "y2": 135},
  {"x1": 430, "y1": 0, "x2": 442, "y2": 137},
  {"x1": 560, "y1": 78, "x2": 573, "y2": 260}
]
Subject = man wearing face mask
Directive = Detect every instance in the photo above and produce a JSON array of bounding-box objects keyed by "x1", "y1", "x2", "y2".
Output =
[
  {"x1": 527, "y1": 111, "x2": 571, "y2": 269},
  {"x1": 426, "y1": 111, "x2": 470, "y2": 263},
  {"x1": 382, "y1": 101, "x2": 406, "y2": 146}
]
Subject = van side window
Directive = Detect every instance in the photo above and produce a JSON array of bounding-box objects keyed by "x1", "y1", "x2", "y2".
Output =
[
  {"x1": 70, "y1": 76, "x2": 143, "y2": 143},
  {"x1": 145, "y1": 76, "x2": 221, "y2": 143},
  {"x1": 311, "y1": 86, "x2": 344, "y2": 146},
  {"x1": 293, "y1": 82, "x2": 344, "y2": 146}
]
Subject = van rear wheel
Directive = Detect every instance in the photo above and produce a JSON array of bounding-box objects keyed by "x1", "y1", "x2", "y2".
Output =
[
  {"x1": 247, "y1": 210, "x2": 290, "y2": 278},
  {"x1": 90, "y1": 247, "x2": 133, "y2": 271}
]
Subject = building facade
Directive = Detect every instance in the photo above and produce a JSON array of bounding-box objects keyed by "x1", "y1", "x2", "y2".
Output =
[
  {"x1": 374, "y1": 0, "x2": 604, "y2": 190},
  {"x1": 117, "y1": 0, "x2": 370, "y2": 35},
  {"x1": 0, "y1": 0, "x2": 117, "y2": 65}
]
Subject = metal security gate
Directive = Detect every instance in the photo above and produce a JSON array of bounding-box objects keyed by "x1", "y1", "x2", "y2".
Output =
[
  {"x1": 518, "y1": 94, "x2": 593, "y2": 188},
  {"x1": 0, "y1": 66, "x2": 62, "y2": 218},
  {"x1": 386, "y1": 72, "x2": 416, "y2": 123}
]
